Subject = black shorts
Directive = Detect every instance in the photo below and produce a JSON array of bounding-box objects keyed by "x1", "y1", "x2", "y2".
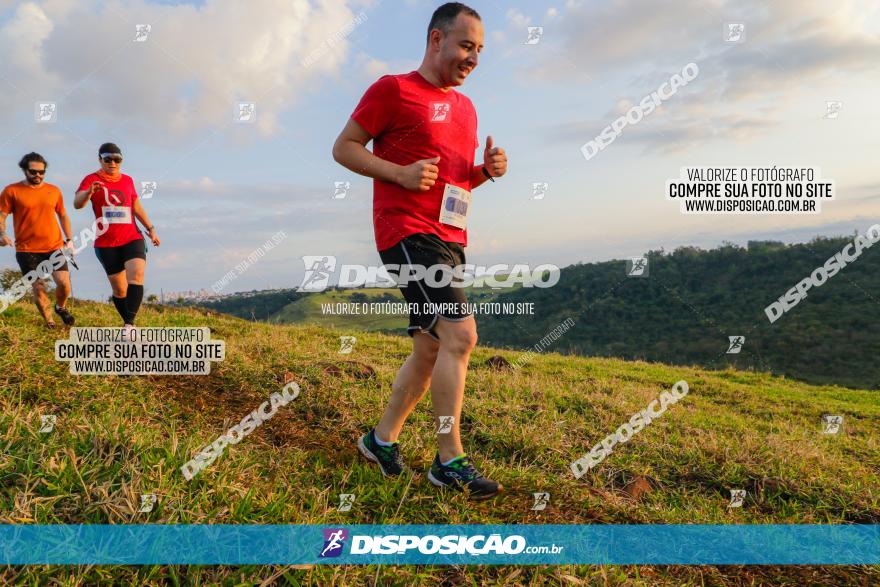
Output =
[
  {"x1": 94, "y1": 239, "x2": 146, "y2": 275},
  {"x1": 15, "y1": 250, "x2": 69, "y2": 275},
  {"x1": 378, "y1": 232, "x2": 472, "y2": 341}
]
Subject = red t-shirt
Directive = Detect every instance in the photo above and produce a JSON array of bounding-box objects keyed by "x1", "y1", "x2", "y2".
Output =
[
  {"x1": 351, "y1": 70, "x2": 479, "y2": 251},
  {"x1": 77, "y1": 173, "x2": 142, "y2": 248}
]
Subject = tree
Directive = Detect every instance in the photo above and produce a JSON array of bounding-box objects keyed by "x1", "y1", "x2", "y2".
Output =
[{"x1": 1, "y1": 268, "x2": 23, "y2": 291}]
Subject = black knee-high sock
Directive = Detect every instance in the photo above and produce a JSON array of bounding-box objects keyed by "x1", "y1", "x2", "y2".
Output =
[
  {"x1": 112, "y1": 296, "x2": 130, "y2": 324},
  {"x1": 126, "y1": 284, "x2": 144, "y2": 325}
]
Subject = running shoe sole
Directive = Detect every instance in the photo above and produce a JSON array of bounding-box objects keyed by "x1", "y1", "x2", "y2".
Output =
[{"x1": 427, "y1": 470, "x2": 503, "y2": 500}]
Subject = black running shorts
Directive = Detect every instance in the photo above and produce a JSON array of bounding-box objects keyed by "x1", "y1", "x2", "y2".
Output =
[
  {"x1": 378, "y1": 232, "x2": 473, "y2": 341},
  {"x1": 94, "y1": 238, "x2": 146, "y2": 275},
  {"x1": 15, "y1": 250, "x2": 69, "y2": 275}
]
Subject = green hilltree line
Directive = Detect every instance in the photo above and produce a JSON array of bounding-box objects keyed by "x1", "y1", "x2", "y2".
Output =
[
  {"x1": 476, "y1": 236, "x2": 879, "y2": 390},
  {"x1": 184, "y1": 289, "x2": 305, "y2": 321},
  {"x1": 19, "y1": 234, "x2": 867, "y2": 389}
]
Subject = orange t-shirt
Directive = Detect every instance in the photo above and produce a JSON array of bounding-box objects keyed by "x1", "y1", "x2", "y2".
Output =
[{"x1": 0, "y1": 182, "x2": 66, "y2": 253}]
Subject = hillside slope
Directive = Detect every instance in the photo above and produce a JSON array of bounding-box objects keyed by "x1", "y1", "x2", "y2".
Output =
[{"x1": 1, "y1": 300, "x2": 878, "y2": 585}]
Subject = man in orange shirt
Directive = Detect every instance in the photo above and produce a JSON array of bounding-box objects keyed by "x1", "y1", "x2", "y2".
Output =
[{"x1": 0, "y1": 152, "x2": 76, "y2": 328}]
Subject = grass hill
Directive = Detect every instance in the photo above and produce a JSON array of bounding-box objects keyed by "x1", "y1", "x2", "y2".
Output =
[
  {"x1": 1, "y1": 299, "x2": 878, "y2": 585},
  {"x1": 200, "y1": 236, "x2": 880, "y2": 391},
  {"x1": 197, "y1": 285, "x2": 504, "y2": 334},
  {"x1": 267, "y1": 288, "x2": 408, "y2": 331}
]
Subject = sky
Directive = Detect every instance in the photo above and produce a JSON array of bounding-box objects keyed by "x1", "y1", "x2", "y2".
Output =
[{"x1": 0, "y1": 0, "x2": 878, "y2": 300}]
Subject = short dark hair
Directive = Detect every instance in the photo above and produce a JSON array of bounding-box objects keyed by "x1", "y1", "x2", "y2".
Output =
[
  {"x1": 98, "y1": 142, "x2": 122, "y2": 156},
  {"x1": 18, "y1": 152, "x2": 47, "y2": 171},
  {"x1": 427, "y1": 2, "x2": 480, "y2": 44}
]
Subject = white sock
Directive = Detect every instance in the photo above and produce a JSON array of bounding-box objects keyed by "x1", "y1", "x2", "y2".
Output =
[
  {"x1": 442, "y1": 454, "x2": 465, "y2": 466},
  {"x1": 373, "y1": 430, "x2": 394, "y2": 446}
]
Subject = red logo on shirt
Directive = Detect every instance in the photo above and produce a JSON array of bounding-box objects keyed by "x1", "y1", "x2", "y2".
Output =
[{"x1": 430, "y1": 102, "x2": 451, "y2": 123}]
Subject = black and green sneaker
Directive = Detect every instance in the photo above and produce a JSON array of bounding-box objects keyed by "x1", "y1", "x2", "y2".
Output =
[
  {"x1": 54, "y1": 305, "x2": 75, "y2": 326},
  {"x1": 427, "y1": 454, "x2": 503, "y2": 500},
  {"x1": 357, "y1": 429, "x2": 410, "y2": 477}
]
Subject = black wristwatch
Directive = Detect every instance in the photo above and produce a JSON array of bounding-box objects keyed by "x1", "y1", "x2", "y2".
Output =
[{"x1": 481, "y1": 166, "x2": 495, "y2": 183}]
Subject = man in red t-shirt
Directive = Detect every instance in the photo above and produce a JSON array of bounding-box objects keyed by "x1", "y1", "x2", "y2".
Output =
[{"x1": 333, "y1": 2, "x2": 508, "y2": 499}]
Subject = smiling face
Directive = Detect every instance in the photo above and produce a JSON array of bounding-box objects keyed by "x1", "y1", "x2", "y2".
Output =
[{"x1": 429, "y1": 13, "x2": 484, "y2": 87}]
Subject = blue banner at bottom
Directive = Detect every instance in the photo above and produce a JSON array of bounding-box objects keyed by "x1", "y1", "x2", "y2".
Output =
[{"x1": 1, "y1": 525, "x2": 877, "y2": 565}]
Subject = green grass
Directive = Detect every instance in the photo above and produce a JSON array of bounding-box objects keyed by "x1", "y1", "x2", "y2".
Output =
[
  {"x1": 266, "y1": 285, "x2": 505, "y2": 333},
  {"x1": 1, "y1": 299, "x2": 878, "y2": 586},
  {"x1": 268, "y1": 288, "x2": 409, "y2": 331}
]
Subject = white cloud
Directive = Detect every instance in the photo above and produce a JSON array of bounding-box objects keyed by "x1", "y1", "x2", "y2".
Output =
[
  {"x1": 0, "y1": 0, "x2": 361, "y2": 143},
  {"x1": 533, "y1": 0, "x2": 880, "y2": 150},
  {"x1": 351, "y1": 52, "x2": 419, "y2": 83},
  {"x1": 506, "y1": 8, "x2": 530, "y2": 30}
]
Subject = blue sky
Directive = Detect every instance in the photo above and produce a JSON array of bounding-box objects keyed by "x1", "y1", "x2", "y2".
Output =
[{"x1": 0, "y1": 0, "x2": 878, "y2": 300}]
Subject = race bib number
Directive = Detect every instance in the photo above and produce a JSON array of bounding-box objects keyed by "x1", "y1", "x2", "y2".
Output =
[
  {"x1": 439, "y1": 183, "x2": 471, "y2": 229},
  {"x1": 102, "y1": 206, "x2": 132, "y2": 224}
]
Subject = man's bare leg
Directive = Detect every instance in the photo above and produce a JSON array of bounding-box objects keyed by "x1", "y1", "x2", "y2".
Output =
[
  {"x1": 426, "y1": 315, "x2": 502, "y2": 498},
  {"x1": 53, "y1": 270, "x2": 71, "y2": 309},
  {"x1": 430, "y1": 316, "x2": 477, "y2": 462},
  {"x1": 374, "y1": 331, "x2": 439, "y2": 443},
  {"x1": 30, "y1": 280, "x2": 53, "y2": 326}
]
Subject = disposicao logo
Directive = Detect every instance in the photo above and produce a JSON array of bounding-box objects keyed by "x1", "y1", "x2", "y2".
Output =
[{"x1": 319, "y1": 528, "x2": 348, "y2": 558}]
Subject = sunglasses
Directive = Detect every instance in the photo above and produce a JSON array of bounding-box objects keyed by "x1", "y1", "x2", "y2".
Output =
[
  {"x1": 26, "y1": 168, "x2": 46, "y2": 176},
  {"x1": 101, "y1": 156, "x2": 123, "y2": 164}
]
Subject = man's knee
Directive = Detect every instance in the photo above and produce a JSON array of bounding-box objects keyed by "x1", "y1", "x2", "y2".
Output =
[
  {"x1": 440, "y1": 322, "x2": 478, "y2": 355},
  {"x1": 413, "y1": 338, "x2": 439, "y2": 367}
]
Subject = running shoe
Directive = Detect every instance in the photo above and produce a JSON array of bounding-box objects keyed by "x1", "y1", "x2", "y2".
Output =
[
  {"x1": 54, "y1": 305, "x2": 75, "y2": 326},
  {"x1": 428, "y1": 454, "x2": 503, "y2": 500},
  {"x1": 121, "y1": 324, "x2": 136, "y2": 342},
  {"x1": 357, "y1": 429, "x2": 410, "y2": 477}
]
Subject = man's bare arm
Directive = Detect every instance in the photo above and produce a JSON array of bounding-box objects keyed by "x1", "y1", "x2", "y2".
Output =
[
  {"x1": 57, "y1": 210, "x2": 73, "y2": 242},
  {"x1": 332, "y1": 119, "x2": 441, "y2": 192},
  {"x1": 469, "y1": 166, "x2": 490, "y2": 190},
  {"x1": 332, "y1": 118, "x2": 402, "y2": 184},
  {"x1": 0, "y1": 211, "x2": 11, "y2": 246}
]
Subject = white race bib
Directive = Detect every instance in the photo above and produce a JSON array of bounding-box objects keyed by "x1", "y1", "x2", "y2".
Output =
[
  {"x1": 439, "y1": 183, "x2": 471, "y2": 229},
  {"x1": 102, "y1": 206, "x2": 132, "y2": 224}
]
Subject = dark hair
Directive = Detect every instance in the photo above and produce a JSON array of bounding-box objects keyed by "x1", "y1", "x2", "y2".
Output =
[
  {"x1": 98, "y1": 142, "x2": 122, "y2": 155},
  {"x1": 18, "y1": 152, "x2": 48, "y2": 171},
  {"x1": 427, "y1": 2, "x2": 480, "y2": 44}
]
